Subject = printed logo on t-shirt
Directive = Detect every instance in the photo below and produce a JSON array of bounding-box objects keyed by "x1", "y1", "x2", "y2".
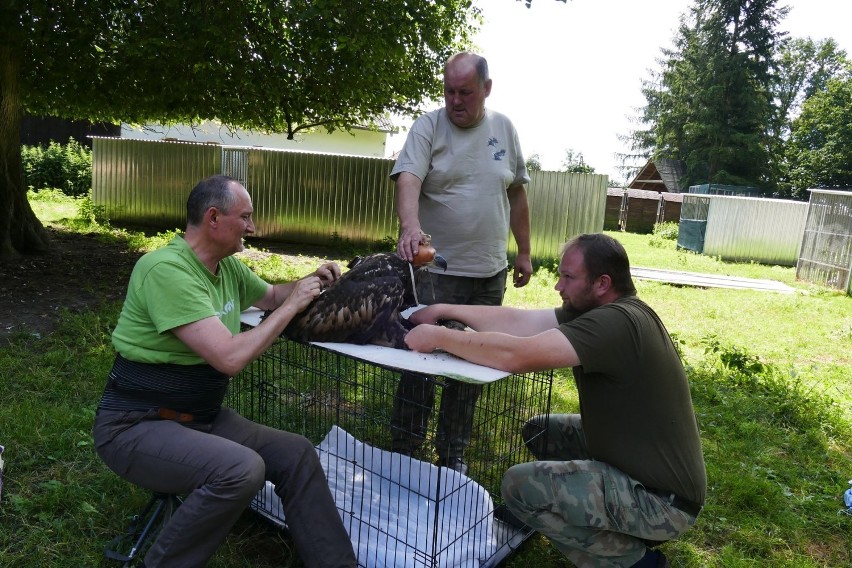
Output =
[
  {"x1": 217, "y1": 299, "x2": 235, "y2": 319},
  {"x1": 493, "y1": 149, "x2": 506, "y2": 161},
  {"x1": 487, "y1": 136, "x2": 499, "y2": 147}
]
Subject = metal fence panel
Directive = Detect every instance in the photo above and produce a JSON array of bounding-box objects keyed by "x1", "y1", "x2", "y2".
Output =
[
  {"x1": 796, "y1": 190, "x2": 852, "y2": 293},
  {"x1": 703, "y1": 196, "x2": 808, "y2": 266},
  {"x1": 92, "y1": 139, "x2": 606, "y2": 263},
  {"x1": 245, "y1": 150, "x2": 398, "y2": 246},
  {"x1": 677, "y1": 194, "x2": 711, "y2": 252},
  {"x1": 521, "y1": 171, "x2": 607, "y2": 261},
  {"x1": 92, "y1": 138, "x2": 220, "y2": 228}
]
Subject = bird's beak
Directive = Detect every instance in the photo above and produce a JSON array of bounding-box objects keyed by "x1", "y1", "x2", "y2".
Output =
[{"x1": 430, "y1": 254, "x2": 448, "y2": 271}]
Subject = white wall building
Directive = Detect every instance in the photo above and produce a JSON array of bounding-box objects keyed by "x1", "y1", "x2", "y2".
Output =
[{"x1": 121, "y1": 120, "x2": 393, "y2": 158}]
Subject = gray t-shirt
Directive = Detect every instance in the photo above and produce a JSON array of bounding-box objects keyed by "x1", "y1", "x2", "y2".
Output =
[{"x1": 391, "y1": 108, "x2": 529, "y2": 278}]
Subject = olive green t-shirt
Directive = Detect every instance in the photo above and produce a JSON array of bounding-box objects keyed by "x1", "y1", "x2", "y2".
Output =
[
  {"x1": 111, "y1": 235, "x2": 269, "y2": 365},
  {"x1": 555, "y1": 296, "x2": 707, "y2": 504}
]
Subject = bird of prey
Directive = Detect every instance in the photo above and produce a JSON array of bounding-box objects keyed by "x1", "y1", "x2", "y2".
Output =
[{"x1": 282, "y1": 250, "x2": 447, "y2": 349}]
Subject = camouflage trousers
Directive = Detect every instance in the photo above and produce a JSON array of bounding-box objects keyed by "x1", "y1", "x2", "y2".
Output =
[
  {"x1": 501, "y1": 414, "x2": 697, "y2": 568},
  {"x1": 390, "y1": 269, "x2": 506, "y2": 458}
]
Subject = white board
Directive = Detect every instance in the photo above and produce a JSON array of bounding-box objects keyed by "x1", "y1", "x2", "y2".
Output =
[{"x1": 240, "y1": 307, "x2": 510, "y2": 383}]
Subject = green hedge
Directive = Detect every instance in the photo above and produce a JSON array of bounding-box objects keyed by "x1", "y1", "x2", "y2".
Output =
[{"x1": 22, "y1": 139, "x2": 92, "y2": 197}]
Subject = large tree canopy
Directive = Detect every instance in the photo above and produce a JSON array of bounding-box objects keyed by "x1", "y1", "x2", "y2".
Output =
[
  {"x1": 785, "y1": 76, "x2": 852, "y2": 194},
  {"x1": 626, "y1": 0, "x2": 851, "y2": 196},
  {"x1": 0, "y1": 0, "x2": 479, "y2": 259},
  {"x1": 630, "y1": 0, "x2": 787, "y2": 191}
]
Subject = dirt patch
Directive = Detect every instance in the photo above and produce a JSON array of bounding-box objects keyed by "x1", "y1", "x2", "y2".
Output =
[
  {"x1": 0, "y1": 228, "x2": 342, "y2": 341},
  {"x1": 0, "y1": 229, "x2": 142, "y2": 339}
]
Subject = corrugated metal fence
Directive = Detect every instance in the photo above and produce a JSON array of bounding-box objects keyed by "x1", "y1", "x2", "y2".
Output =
[
  {"x1": 92, "y1": 138, "x2": 606, "y2": 263},
  {"x1": 676, "y1": 194, "x2": 808, "y2": 266},
  {"x1": 797, "y1": 189, "x2": 852, "y2": 293},
  {"x1": 702, "y1": 196, "x2": 809, "y2": 266}
]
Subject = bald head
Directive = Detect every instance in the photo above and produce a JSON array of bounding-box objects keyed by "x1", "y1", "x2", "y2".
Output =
[
  {"x1": 445, "y1": 52, "x2": 489, "y2": 86},
  {"x1": 443, "y1": 52, "x2": 492, "y2": 128}
]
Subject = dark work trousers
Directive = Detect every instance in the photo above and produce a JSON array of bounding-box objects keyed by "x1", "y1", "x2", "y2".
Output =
[
  {"x1": 94, "y1": 407, "x2": 357, "y2": 568},
  {"x1": 390, "y1": 268, "x2": 507, "y2": 460}
]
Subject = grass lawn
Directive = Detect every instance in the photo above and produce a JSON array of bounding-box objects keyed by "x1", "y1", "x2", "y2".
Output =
[{"x1": 1, "y1": 194, "x2": 851, "y2": 567}]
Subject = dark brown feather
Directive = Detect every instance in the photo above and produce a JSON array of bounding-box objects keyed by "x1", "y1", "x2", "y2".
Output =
[{"x1": 283, "y1": 253, "x2": 418, "y2": 349}]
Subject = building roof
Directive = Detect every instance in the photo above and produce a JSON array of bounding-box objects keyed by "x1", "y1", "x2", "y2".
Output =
[{"x1": 627, "y1": 158, "x2": 686, "y2": 192}]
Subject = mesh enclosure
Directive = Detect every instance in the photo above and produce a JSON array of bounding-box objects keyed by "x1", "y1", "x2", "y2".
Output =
[{"x1": 225, "y1": 336, "x2": 553, "y2": 567}]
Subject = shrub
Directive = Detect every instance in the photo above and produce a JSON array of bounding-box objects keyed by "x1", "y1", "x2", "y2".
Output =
[
  {"x1": 21, "y1": 138, "x2": 92, "y2": 197},
  {"x1": 76, "y1": 194, "x2": 109, "y2": 225},
  {"x1": 649, "y1": 221, "x2": 680, "y2": 248},
  {"x1": 653, "y1": 221, "x2": 679, "y2": 240}
]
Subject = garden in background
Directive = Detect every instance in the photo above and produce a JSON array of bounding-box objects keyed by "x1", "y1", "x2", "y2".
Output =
[{"x1": 1, "y1": 186, "x2": 851, "y2": 567}]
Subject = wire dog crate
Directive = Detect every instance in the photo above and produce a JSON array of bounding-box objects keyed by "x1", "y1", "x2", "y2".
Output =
[{"x1": 226, "y1": 334, "x2": 553, "y2": 568}]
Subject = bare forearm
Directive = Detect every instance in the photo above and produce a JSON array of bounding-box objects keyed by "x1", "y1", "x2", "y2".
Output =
[
  {"x1": 410, "y1": 304, "x2": 557, "y2": 336},
  {"x1": 405, "y1": 326, "x2": 576, "y2": 373},
  {"x1": 396, "y1": 172, "x2": 425, "y2": 261},
  {"x1": 174, "y1": 277, "x2": 324, "y2": 375},
  {"x1": 508, "y1": 184, "x2": 531, "y2": 255},
  {"x1": 217, "y1": 302, "x2": 301, "y2": 373}
]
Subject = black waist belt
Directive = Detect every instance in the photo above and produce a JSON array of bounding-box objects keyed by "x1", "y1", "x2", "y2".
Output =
[{"x1": 648, "y1": 488, "x2": 703, "y2": 517}]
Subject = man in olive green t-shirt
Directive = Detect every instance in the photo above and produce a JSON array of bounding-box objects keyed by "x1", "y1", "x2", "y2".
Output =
[{"x1": 404, "y1": 233, "x2": 706, "y2": 568}]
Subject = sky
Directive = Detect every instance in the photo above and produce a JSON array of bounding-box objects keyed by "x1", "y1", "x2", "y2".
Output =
[{"x1": 385, "y1": 0, "x2": 852, "y2": 184}]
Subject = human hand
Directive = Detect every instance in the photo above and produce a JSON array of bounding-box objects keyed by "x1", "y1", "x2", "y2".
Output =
[
  {"x1": 397, "y1": 227, "x2": 427, "y2": 262},
  {"x1": 512, "y1": 253, "x2": 533, "y2": 288},
  {"x1": 403, "y1": 324, "x2": 442, "y2": 353},
  {"x1": 314, "y1": 262, "x2": 341, "y2": 287},
  {"x1": 283, "y1": 276, "x2": 322, "y2": 313}
]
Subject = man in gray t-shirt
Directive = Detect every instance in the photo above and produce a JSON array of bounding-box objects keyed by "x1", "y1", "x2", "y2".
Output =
[{"x1": 389, "y1": 52, "x2": 532, "y2": 474}]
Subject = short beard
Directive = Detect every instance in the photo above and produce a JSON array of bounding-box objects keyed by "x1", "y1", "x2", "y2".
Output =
[{"x1": 560, "y1": 301, "x2": 588, "y2": 321}]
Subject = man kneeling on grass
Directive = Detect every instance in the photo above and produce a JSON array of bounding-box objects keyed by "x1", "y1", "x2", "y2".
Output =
[{"x1": 404, "y1": 233, "x2": 706, "y2": 568}]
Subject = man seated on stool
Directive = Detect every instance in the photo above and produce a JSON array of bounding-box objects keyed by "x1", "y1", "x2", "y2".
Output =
[
  {"x1": 93, "y1": 175, "x2": 357, "y2": 568},
  {"x1": 403, "y1": 233, "x2": 705, "y2": 568}
]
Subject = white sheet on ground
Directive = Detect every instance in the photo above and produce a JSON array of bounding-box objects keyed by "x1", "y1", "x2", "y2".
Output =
[{"x1": 254, "y1": 426, "x2": 496, "y2": 568}]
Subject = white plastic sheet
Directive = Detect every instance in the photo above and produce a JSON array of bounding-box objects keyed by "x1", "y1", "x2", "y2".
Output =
[{"x1": 254, "y1": 426, "x2": 496, "y2": 567}]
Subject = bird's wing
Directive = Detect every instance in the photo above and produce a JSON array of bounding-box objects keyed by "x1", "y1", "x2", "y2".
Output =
[{"x1": 285, "y1": 274, "x2": 408, "y2": 345}]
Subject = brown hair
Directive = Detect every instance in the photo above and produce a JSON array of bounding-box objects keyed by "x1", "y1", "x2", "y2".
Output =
[{"x1": 563, "y1": 233, "x2": 637, "y2": 295}]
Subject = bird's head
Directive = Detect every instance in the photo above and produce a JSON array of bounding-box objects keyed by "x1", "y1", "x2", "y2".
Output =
[{"x1": 412, "y1": 244, "x2": 447, "y2": 271}]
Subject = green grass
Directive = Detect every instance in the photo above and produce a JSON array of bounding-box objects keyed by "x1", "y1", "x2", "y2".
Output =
[{"x1": 2, "y1": 194, "x2": 851, "y2": 567}]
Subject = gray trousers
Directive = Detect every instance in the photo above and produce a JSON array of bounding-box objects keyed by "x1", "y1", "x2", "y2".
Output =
[
  {"x1": 390, "y1": 269, "x2": 507, "y2": 459},
  {"x1": 501, "y1": 414, "x2": 696, "y2": 568},
  {"x1": 94, "y1": 407, "x2": 356, "y2": 568}
]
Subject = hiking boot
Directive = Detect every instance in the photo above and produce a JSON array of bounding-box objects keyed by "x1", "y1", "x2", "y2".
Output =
[{"x1": 630, "y1": 549, "x2": 670, "y2": 568}]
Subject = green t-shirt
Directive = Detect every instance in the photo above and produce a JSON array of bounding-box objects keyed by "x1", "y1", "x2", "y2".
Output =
[
  {"x1": 555, "y1": 296, "x2": 707, "y2": 505},
  {"x1": 112, "y1": 235, "x2": 269, "y2": 365}
]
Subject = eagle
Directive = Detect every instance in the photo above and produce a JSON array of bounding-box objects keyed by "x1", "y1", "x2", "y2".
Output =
[{"x1": 281, "y1": 249, "x2": 447, "y2": 349}]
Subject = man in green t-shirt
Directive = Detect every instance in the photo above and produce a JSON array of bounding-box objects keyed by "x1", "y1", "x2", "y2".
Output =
[
  {"x1": 404, "y1": 233, "x2": 706, "y2": 568},
  {"x1": 93, "y1": 175, "x2": 356, "y2": 568}
]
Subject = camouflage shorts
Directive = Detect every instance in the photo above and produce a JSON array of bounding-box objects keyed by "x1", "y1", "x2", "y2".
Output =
[{"x1": 501, "y1": 414, "x2": 697, "y2": 568}]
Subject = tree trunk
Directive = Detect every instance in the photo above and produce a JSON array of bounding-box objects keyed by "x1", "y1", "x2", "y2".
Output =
[{"x1": 0, "y1": 16, "x2": 51, "y2": 261}]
